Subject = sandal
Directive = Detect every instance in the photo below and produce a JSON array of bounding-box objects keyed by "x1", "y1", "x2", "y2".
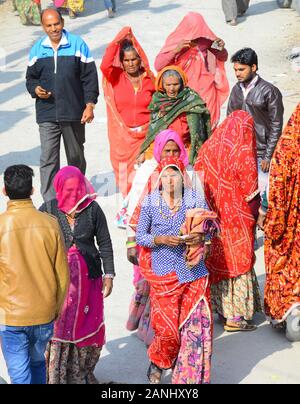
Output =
[
  {"x1": 224, "y1": 320, "x2": 257, "y2": 332},
  {"x1": 147, "y1": 362, "x2": 163, "y2": 384}
]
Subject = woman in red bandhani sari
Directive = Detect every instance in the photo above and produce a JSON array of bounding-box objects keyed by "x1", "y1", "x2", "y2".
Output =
[
  {"x1": 136, "y1": 157, "x2": 216, "y2": 384},
  {"x1": 195, "y1": 110, "x2": 262, "y2": 332},
  {"x1": 264, "y1": 104, "x2": 300, "y2": 324},
  {"x1": 155, "y1": 12, "x2": 229, "y2": 129},
  {"x1": 101, "y1": 27, "x2": 155, "y2": 197}
]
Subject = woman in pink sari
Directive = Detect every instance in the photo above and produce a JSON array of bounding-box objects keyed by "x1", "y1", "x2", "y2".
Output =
[
  {"x1": 40, "y1": 166, "x2": 115, "y2": 384},
  {"x1": 155, "y1": 12, "x2": 229, "y2": 128}
]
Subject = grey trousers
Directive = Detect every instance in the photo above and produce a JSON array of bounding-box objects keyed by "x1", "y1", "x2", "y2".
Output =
[
  {"x1": 222, "y1": 0, "x2": 250, "y2": 21},
  {"x1": 39, "y1": 121, "x2": 86, "y2": 202}
]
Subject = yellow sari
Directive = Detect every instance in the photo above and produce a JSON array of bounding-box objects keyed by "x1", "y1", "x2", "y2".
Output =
[{"x1": 62, "y1": 0, "x2": 84, "y2": 13}]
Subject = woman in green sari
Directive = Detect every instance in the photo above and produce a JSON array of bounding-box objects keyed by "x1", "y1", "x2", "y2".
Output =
[
  {"x1": 12, "y1": 0, "x2": 41, "y2": 25},
  {"x1": 138, "y1": 65, "x2": 211, "y2": 165}
]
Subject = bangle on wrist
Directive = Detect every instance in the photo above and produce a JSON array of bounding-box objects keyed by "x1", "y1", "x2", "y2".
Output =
[
  {"x1": 86, "y1": 103, "x2": 95, "y2": 110},
  {"x1": 126, "y1": 241, "x2": 137, "y2": 249}
]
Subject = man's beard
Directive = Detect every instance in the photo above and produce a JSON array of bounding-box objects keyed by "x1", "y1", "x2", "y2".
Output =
[{"x1": 242, "y1": 73, "x2": 256, "y2": 84}]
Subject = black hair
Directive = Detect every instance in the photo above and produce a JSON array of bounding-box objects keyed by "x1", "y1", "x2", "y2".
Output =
[
  {"x1": 119, "y1": 40, "x2": 140, "y2": 62},
  {"x1": 41, "y1": 7, "x2": 64, "y2": 24},
  {"x1": 231, "y1": 48, "x2": 258, "y2": 69},
  {"x1": 4, "y1": 165, "x2": 34, "y2": 200},
  {"x1": 161, "y1": 165, "x2": 182, "y2": 176}
]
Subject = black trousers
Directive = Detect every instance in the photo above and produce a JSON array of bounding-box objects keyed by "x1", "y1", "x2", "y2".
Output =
[{"x1": 39, "y1": 121, "x2": 86, "y2": 202}]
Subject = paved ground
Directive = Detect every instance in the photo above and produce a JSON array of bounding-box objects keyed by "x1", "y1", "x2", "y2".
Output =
[{"x1": 0, "y1": 0, "x2": 300, "y2": 384}]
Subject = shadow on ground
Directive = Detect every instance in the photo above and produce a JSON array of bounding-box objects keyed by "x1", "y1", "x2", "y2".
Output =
[
  {"x1": 90, "y1": 171, "x2": 118, "y2": 197},
  {"x1": 0, "y1": 146, "x2": 40, "y2": 175},
  {"x1": 249, "y1": 0, "x2": 279, "y2": 16},
  {"x1": 95, "y1": 333, "x2": 149, "y2": 384}
]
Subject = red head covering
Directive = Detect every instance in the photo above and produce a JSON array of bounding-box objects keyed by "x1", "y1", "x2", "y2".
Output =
[
  {"x1": 154, "y1": 156, "x2": 189, "y2": 191},
  {"x1": 53, "y1": 166, "x2": 97, "y2": 214},
  {"x1": 153, "y1": 129, "x2": 189, "y2": 167},
  {"x1": 156, "y1": 12, "x2": 229, "y2": 128},
  {"x1": 159, "y1": 12, "x2": 217, "y2": 54},
  {"x1": 103, "y1": 26, "x2": 155, "y2": 80}
]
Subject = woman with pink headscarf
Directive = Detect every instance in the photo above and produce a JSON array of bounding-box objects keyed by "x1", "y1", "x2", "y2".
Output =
[
  {"x1": 40, "y1": 166, "x2": 115, "y2": 384},
  {"x1": 125, "y1": 129, "x2": 203, "y2": 347},
  {"x1": 155, "y1": 12, "x2": 230, "y2": 128}
]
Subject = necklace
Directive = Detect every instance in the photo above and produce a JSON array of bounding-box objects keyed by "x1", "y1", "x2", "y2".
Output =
[
  {"x1": 125, "y1": 71, "x2": 144, "y2": 94},
  {"x1": 159, "y1": 193, "x2": 182, "y2": 220}
]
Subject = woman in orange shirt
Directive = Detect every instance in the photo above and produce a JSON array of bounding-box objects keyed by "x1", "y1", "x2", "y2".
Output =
[{"x1": 101, "y1": 27, "x2": 155, "y2": 197}]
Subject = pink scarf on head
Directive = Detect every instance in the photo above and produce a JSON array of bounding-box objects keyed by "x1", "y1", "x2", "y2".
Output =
[
  {"x1": 54, "y1": 0, "x2": 65, "y2": 7},
  {"x1": 153, "y1": 129, "x2": 189, "y2": 167},
  {"x1": 53, "y1": 166, "x2": 97, "y2": 214}
]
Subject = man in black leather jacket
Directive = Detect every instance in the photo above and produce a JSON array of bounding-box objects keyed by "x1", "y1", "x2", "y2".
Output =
[{"x1": 227, "y1": 48, "x2": 284, "y2": 193}]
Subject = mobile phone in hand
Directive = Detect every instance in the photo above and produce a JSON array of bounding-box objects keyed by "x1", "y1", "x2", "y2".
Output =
[
  {"x1": 179, "y1": 235, "x2": 190, "y2": 240},
  {"x1": 211, "y1": 40, "x2": 223, "y2": 51}
]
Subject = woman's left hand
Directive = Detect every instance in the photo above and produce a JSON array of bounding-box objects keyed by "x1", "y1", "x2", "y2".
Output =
[
  {"x1": 103, "y1": 278, "x2": 113, "y2": 298},
  {"x1": 212, "y1": 38, "x2": 225, "y2": 51},
  {"x1": 257, "y1": 212, "x2": 266, "y2": 231},
  {"x1": 184, "y1": 233, "x2": 205, "y2": 246}
]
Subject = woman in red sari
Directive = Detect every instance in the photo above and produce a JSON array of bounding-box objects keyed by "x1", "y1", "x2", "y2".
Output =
[
  {"x1": 195, "y1": 110, "x2": 262, "y2": 332},
  {"x1": 136, "y1": 157, "x2": 216, "y2": 384},
  {"x1": 101, "y1": 27, "x2": 155, "y2": 197},
  {"x1": 155, "y1": 12, "x2": 229, "y2": 129},
  {"x1": 264, "y1": 104, "x2": 300, "y2": 327}
]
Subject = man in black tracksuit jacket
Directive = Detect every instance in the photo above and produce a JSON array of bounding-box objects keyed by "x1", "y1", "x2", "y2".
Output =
[{"x1": 26, "y1": 9, "x2": 99, "y2": 201}]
